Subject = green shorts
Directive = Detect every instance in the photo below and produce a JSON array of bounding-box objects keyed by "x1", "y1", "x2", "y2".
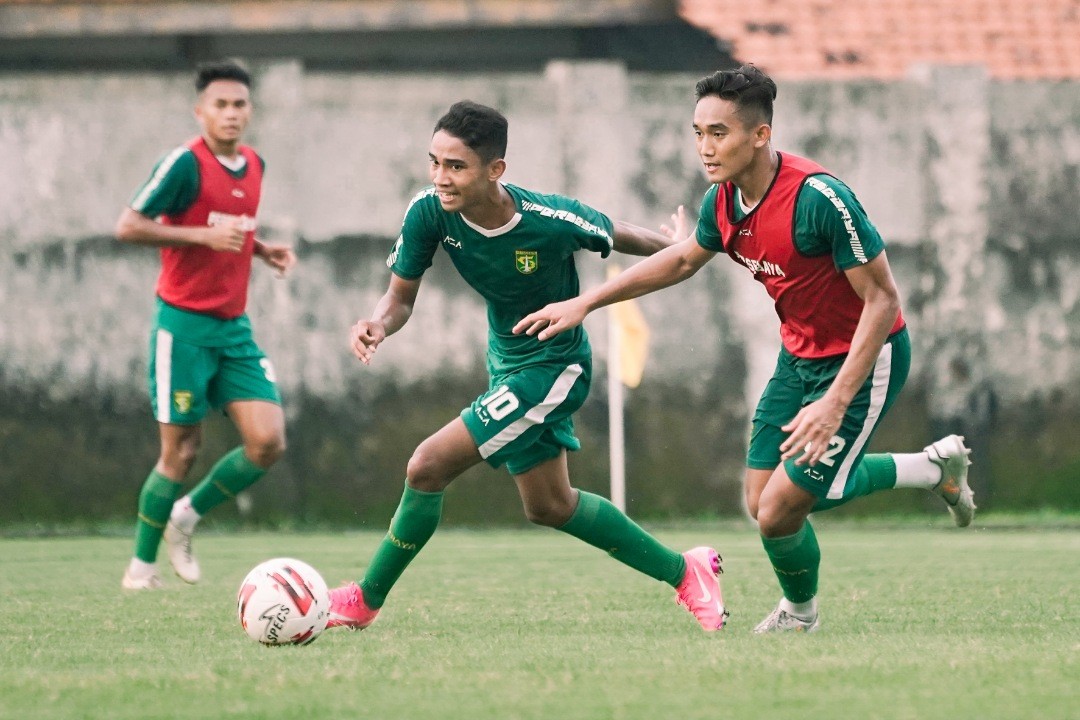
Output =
[
  {"x1": 147, "y1": 304, "x2": 281, "y2": 425},
  {"x1": 747, "y1": 327, "x2": 911, "y2": 500},
  {"x1": 461, "y1": 360, "x2": 591, "y2": 476}
]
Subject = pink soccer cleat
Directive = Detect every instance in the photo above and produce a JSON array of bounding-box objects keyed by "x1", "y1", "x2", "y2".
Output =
[
  {"x1": 326, "y1": 582, "x2": 380, "y2": 630},
  {"x1": 675, "y1": 546, "x2": 729, "y2": 631}
]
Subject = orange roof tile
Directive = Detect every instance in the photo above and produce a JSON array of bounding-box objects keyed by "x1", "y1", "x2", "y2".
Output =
[{"x1": 679, "y1": 0, "x2": 1080, "y2": 80}]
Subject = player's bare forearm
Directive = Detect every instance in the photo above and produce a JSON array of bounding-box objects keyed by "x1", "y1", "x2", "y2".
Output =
[
  {"x1": 370, "y1": 290, "x2": 413, "y2": 337},
  {"x1": 514, "y1": 237, "x2": 714, "y2": 340},
  {"x1": 826, "y1": 255, "x2": 902, "y2": 407},
  {"x1": 115, "y1": 207, "x2": 242, "y2": 252},
  {"x1": 611, "y1": 220, "x2": 674, "y2": 256},
  {"x1": 582, "y1": 237, "x2": 712, "y2": 311},
  {"x1": 350, "y1": 275, "x2": 420, "y2": 364}
]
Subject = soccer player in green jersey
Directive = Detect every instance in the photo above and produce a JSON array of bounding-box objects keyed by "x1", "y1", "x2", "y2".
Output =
[
  {"x1": 115, "y1": 61, "x2": 296, "y2": 590},
  {"x1": 515, "y1": 65, "x2": 975, "y2": 633},
  {"x1": 327, "y1": 101, "x2": 728, "y2": 633}
]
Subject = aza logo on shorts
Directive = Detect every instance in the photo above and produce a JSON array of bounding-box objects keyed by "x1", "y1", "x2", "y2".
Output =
[
  {"x1": 515, "y1": 250, "x2": 538, "y2": 275},
  {"x1": 173, "y1": 390, "x2": 194, "y2": 415}
]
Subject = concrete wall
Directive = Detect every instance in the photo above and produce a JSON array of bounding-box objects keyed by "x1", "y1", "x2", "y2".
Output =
[{"x1": 2, "y1": 62, "x2": 1078, "y2": 524}]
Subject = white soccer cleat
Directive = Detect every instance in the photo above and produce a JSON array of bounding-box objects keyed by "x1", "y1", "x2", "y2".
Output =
[
  {"x1": 164, "y1": 520, "x2": 201, "y2": 584},
  {"x1": 753, "y1": 600, "x2": 820, "y2": 634},
  {"x1": 122, "y1": 566, "x2": 164, "y2": 590},
  {"x1": 926, "y1": 434, "x2": 975, "y2": 528}
]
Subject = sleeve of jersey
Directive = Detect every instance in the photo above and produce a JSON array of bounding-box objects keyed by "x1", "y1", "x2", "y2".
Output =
[
  {"x1": 798, "y1": 175, "x2": 886, "y2": 271},
  {"x1": 564, "y1": 198, "x2": 615, "y2": 258},
  {"x1": 129, "y1": 147, "x2": 199, "y2": 219},
  {"x1": 694, "y1": 185, "x2": 724, "y2": 252},
  {"x1": 388, "y1": 193, "x2": 441, "y2": 279}
]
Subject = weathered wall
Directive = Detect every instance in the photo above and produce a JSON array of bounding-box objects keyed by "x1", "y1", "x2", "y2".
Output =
[{"x1": 1, "y1": 62, "x2": 1078, "y2": 525}]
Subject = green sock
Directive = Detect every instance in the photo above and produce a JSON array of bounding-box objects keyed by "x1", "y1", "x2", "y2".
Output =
[
  {"x1": 133, "y1": 470, "x2": 182, "y2": 563},
  {"x1": 188, "y1": 446, "x2": 267, "y2": 516},
  {"x1": 557, "y1": 491, "x2": 686, "y2": 586},
  {"x1": 360, "y1": 483, "x2": 444, "y2": 609},
  {"x1": 811, "y1": 454, "x2": 897, "y2": 512},
  {"x1": 761, "y1": 520, "x2": 820, "y2": 604}
]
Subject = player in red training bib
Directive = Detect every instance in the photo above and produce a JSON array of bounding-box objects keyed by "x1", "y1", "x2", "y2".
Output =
[
  {"x1": 115, "y1": 60, "x2": 296, "y2": 590},
  {"x1": 516, "y1": 64, "x2": 975, "y2": 633}
]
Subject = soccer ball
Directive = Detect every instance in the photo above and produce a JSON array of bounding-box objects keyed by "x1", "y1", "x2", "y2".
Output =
[{"x1": 237, "y1": 558, "x2": 330, "y2": 646}]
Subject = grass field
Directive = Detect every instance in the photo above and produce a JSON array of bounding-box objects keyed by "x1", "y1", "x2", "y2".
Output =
[{"x1": 2, "y1": 518, "x2": 1077, "y2": 720}]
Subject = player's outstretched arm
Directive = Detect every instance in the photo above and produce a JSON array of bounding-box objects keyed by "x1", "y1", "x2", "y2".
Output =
[
  {"x1": 514, "y1": 214, "x2": 716, "y2": 341},
  {"x1": 350, "y1": 274, "x2": 421, "y2": 365},
  {"x1": 611, "y1": 220, "x2": 674, "y2": 256},
  {"x1": 115, "y1": 207, "x2": 244, "y2": 252}
]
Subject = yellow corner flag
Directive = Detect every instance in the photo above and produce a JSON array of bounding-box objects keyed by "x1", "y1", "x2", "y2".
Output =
[{"x1": 607, "y1": 265, "x2": 650, "y2": 388}]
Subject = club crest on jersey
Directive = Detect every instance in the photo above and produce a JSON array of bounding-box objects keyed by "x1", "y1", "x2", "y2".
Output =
[
  {"x1": 173, "y1": 390, "x2": 193, "y2": 415},
  {"x1": 515, "y1": 250, "x2": 538, "y2": 275}
]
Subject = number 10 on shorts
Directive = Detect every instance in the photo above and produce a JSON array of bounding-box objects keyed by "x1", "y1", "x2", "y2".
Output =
[{"x1": 481, "y1": 385, "x2": 520, "y2": 422}]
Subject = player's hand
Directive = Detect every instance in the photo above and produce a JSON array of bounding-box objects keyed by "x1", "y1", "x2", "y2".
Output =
[
  {"x1": 779, "y1": 396, "x2": 848, "y2": 466},
  {"x1": 350, "y1": 319, "x2": 386, "y2": 365},
  {"x1": 659, "y1": 205, "x2": 692, "y2": 241},
  {"x1": 258, "y1": 243, "x2": 297, "y2": 277},
  {"x1": 512, "y1": 298, "x2": 588, "y2": 341},
  {"x1": 202, "y1": 220, "x2": 245, "y2": 253}
]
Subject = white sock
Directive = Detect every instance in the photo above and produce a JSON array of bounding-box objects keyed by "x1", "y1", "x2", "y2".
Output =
[
  {"x1": 169, "y1": 496, "x2": 202, "y2": 534},
  {"x1": 780, "y1": 596, "x2": 818, "y2": 619},
  {"x1": 128, "y1": 558, "x2": 157, "y2": 578},
  {"x1": 892, "y1": 452, "x2": 942, "y2": 489}
]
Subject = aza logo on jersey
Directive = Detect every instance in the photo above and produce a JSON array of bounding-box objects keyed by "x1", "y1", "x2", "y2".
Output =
[
  {"x1": 515, "y1": 250, "x2": 538, "y2": 275},
  {"x1": 442, "y1": 235, "x2": 462, "y2": 249}
]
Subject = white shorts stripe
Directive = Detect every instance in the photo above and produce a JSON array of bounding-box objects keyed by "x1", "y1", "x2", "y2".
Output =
[
  {"x1": 826, "y1": 342, "x2": 893, "y2": 499},
  {"x1": 154, "y1": 329, "x2": 174, "y2": 423},
  {"x1": 478, "y1": 364, "x2": 583, "y2": 459}
]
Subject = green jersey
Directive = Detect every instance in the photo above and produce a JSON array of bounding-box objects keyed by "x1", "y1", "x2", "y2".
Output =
[{"x1": 388, "y1": 183, "x2": 615, "y2": 374}]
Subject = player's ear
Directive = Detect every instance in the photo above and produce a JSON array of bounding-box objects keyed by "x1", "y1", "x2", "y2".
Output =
[
  {"x1": 488, "y1": 158, "x2": 507, "y2": 182},
  {"x1": 753, "y1": 123, "x2": 772, "y2": 149}
]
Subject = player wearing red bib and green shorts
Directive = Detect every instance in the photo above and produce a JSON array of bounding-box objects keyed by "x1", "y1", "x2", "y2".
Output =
[
  {"x1": 116, "y1": 61, "x2": 296, "y2": 590},
  {"x1": 516, "y1": 65, "x2": 975, "y2": 633},
  {"x1": 326, "y1": 101, "x2": 729, "y2": 634}
]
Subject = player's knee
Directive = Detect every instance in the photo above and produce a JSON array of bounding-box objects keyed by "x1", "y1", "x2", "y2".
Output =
[
  {"x1": 405, "y1": 446, "x2": 449, "y2": 492},
  {"x1": 245, "y1": 432, "x2": 286, "y2": 468},
  {"x1": 163, "y1": 436, "x2": 200, "y2": 474},
  {"x1": 521, "y1": 496, "x2": 575, "y2": 528},
  {"x1": 756, "y1": 501, "x2": 804, "y2": 538}
]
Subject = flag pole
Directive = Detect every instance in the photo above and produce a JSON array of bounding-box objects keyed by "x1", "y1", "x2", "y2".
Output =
[{"x1": 608, "y1": 303, "x2": 626, "y2": 512}]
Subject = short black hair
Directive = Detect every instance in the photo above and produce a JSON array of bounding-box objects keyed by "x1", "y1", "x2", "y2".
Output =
[
  {"x1": 195, "y1": 60, "x2": 252, "y2": 93},
  {"x1": 694, "y1": 64, "x2": 777, "y2": 127},
  {"x1": 433, "y1": 101, "x2": 508, "y2": 164}
]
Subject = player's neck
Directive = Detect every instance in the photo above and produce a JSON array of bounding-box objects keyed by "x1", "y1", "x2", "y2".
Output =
[
  {"x1": 732, "y1": 148, "x2": 779, "y2": 208},
  {"x1": 203, "y1": 134, "x2": 241, "y2": 159},
  {"x1": 460, "y1": 182, "x2": 517, "y2": 230}
]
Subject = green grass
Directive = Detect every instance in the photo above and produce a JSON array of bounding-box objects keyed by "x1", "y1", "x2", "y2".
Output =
[{"x1": 1, "y1": 520, "x2": 1077, "y2": 720}]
